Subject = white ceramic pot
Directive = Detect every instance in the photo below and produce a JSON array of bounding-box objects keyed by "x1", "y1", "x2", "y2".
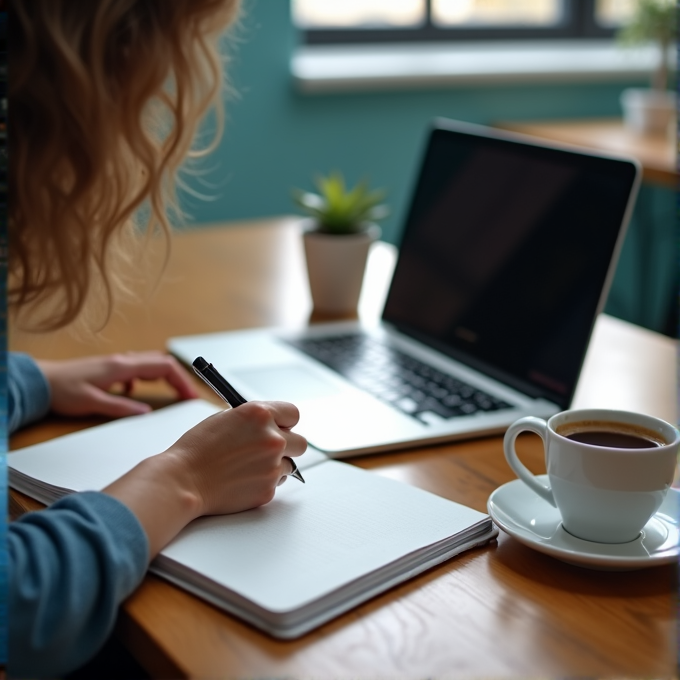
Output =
[
  {"x1": 620, "y1": 88, "x2": 677, "y2": 136},
  {"x1": 302, "y1": 223, "x2": 381, "y2": 316}
]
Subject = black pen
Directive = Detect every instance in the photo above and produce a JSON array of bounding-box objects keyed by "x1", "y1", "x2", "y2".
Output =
[{"x1": 192, "y1": 356, "x2": 305, "y2": 483}]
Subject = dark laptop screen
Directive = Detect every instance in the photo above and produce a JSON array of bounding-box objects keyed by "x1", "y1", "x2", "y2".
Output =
[{"x1": 383, "y1": 119, "x2": 639, "y2": 408}]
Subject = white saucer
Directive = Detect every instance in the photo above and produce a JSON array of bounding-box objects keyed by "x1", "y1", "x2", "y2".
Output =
[{"x1": 487, "y1": 476, "x2": 679, "y2": 570}]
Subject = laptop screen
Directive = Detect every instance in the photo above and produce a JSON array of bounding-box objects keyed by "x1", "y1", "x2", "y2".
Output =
[{"x1": 383, "y1": 119, "x2": 639, "y2": 408}]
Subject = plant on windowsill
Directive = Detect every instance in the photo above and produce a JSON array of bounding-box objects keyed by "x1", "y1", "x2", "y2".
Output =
[
  {"x1": 617, "y1": 0, "x2": 677, "y2": 136},
  {"x1": 292, "y1": 172, "x2": 388, "y2": 316}
]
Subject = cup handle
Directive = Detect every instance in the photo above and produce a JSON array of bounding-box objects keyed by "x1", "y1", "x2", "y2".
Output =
[{"x1": 503, "y1": 416, "x2": 556, "y2": 507}]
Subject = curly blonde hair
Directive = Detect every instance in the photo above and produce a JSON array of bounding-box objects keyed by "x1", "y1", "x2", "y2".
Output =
[{"x1": 9, "y1": 0, "x2": 239, "y2": 332}]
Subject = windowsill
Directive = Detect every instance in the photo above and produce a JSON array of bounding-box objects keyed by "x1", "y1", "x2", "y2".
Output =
[{"x1": 291, "y1": 40, "x2": 663, "y2": 93}]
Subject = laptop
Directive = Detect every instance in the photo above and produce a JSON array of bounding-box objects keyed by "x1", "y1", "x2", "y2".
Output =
[{"x1": 168, "y1": 118, "x2": 641, "y2": 457}]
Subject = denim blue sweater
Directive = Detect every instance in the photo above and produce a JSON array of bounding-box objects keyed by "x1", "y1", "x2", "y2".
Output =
[{"x1": 8, "y1": 353, "x2": 149, "y2": 678}]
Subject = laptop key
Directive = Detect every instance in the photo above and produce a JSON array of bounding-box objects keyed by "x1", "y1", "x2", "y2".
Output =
[
  {"x1": 443, "y1": 394, "x2": 462, "y2": 407},
  {"x1": 415, "y1": 398, "x2": 457, "y2": 420},
  {"x1": 396, "y1": 397, "x2": 419, "y2": 413}
]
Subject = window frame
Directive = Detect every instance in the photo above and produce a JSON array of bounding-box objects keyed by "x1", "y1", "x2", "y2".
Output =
[{"x1": 299, "y1": 0, "x2": 618, "y2": 45}]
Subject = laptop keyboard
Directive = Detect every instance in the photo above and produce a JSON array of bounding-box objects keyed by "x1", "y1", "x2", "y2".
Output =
[{"x1": 285, "y1": 334, "x2": 511, "y2": 423}]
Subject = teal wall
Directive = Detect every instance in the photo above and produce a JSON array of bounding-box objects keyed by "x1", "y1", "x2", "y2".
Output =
[{"x1": 180, "y1": 0, "x2": 676, "y2": 336}]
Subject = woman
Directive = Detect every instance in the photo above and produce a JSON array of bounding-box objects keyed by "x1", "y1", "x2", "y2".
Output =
[{"x1": 8, "y1": 1, "x2": 306, "y2": 676}]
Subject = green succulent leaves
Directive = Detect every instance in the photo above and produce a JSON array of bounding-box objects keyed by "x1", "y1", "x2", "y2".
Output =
[{"x1": 293, "y1": 172, "x2": 389, "y2": 235}]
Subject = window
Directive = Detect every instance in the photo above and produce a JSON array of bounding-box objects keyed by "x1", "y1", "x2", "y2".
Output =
[
  {"x1": 290, "y1": 0, "x2": 653, "y2": 92},
  {"x1": 293, "y1": 0, "x2": 636, "y2": 44},
  {"x1": 594, "y1": 0, "x2": 637, "y2": 26}
]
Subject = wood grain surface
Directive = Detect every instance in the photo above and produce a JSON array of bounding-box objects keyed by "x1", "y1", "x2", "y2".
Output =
[
  {"x1": 497, "y1": 118, "x2": 677, "y2": 188},
  {"x1": 9, "y1": 218, "x2": 678, "y2": 678}
]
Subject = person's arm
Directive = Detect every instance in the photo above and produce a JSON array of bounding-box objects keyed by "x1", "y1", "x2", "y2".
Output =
[
  {"x1": 104, "y1": 401, "x2": 305, "y2": 556},
  {"x1": 9, "y1": 400, "x2": 306, "y2": 676},
  {"x1": 8, "y1": 493, "x2": 149, "y2": 678},
  {"x1": 8, "y1": 352, "x2": 52, "y2": 433}
]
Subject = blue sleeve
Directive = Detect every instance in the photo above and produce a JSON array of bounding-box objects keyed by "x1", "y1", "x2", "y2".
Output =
[
  {"x1": 8, "y1": 492, "x2": 149, "y2": 678},
  {"x1": 8, "y1": 352, "x2": 51, "y2": 434}
]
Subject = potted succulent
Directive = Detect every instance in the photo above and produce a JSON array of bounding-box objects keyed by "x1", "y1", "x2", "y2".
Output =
[
  {"x1": 293, "y1": 172, "x2": 388, "y2": 316},
  {"x1": 618, "y1": 0, "x2": 677, "y2": 135}
]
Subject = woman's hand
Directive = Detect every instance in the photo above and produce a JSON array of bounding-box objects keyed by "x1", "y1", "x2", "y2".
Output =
[
  {"x1": 165, "y1": 401, "x2": 307, "y2": 515},
  {"x1": 36, "y1": 352, "x2": 199, "y2": 418},
  {"x1": 104, "y1": 401, "x2": 307, "y2": 557}
]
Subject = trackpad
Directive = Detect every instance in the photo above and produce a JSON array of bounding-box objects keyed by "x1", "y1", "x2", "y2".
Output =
[{"x1": 232, "y1": 365, "x2": 343, "y2": 402}]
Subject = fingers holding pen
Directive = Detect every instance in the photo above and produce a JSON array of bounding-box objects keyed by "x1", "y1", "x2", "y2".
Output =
[
  {"x1": 166, "y1": 401, "x2": 307, "y2": 516},
  {"x1": 190, "y1": 361, "x2": 306, "y2": 475},
  {"x1": 246, "y1": 401, "x2": 306, "y2": 487},
  {"x1": 233, "y1": 400, "x2": 307, "y2": 458},
  {"x1": 265, "y1": 400, "x2": 304, "y2": 432}
]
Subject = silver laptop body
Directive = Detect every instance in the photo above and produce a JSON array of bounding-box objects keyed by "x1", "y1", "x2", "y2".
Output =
[{"x1": 169, "y1": 118, "x2": 641, "y2": 457}]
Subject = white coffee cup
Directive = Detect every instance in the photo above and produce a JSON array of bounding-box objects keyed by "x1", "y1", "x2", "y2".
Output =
[{"x1": 503, "y1": 408, "x2": 680, "y2": 543}]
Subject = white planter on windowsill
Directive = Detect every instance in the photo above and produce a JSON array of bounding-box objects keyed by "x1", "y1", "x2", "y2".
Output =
[
  {"x1": 302, "y1": 222, "x2": 381, "y2": 317},
  {"x1": 620, "y1": 88, "x2": 677, "y2": 136}
]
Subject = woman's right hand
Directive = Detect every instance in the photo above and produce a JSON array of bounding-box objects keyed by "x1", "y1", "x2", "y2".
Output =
[
  {"x1": 103, "y1": 401, "x2": 307, "y2": 558},
  {"x1": 164, "y1": 401, "x2": 307, "y2": 516}
]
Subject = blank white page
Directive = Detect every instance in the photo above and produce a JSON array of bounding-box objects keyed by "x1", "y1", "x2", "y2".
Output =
[{"x1": 158, "y1": 460, "x2": 487, "y2": 612}]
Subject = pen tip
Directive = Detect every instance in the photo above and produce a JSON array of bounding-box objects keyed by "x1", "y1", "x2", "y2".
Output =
[{"x1": 291, "y1": 469, "x2": 305, "y2": 483}]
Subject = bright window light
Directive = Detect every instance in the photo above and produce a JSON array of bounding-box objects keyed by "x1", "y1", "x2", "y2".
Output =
[
  {"x1": 432, "y1": 0, "x2": 564, "y2": 27},
  {"x1": 595, "y1": 0, "x2": 637, "y2": 27},
  {"x1": 292, "y1": 0, "x2": 425, "y2": 29}
]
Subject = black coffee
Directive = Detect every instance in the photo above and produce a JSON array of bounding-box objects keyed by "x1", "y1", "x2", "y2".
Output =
[
  {"x1": 564, "y1": 430, "x2": 661, "y2": 449},
  {"x1": 556, "y1": 419, "x2": 666, "y2": 449}
]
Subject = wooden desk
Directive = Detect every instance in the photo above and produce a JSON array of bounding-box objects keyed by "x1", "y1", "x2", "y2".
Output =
[
  {"x1": 9, "y1": 218, "x2": 678, "y2": 678},
  {"x1": 497, "y1": 118, "x2": 677, "y2": 188}
]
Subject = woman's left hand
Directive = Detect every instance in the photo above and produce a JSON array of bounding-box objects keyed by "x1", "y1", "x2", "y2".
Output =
[{"x1": 36, "y1": 352, "x2": 199, "y2": 418}]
